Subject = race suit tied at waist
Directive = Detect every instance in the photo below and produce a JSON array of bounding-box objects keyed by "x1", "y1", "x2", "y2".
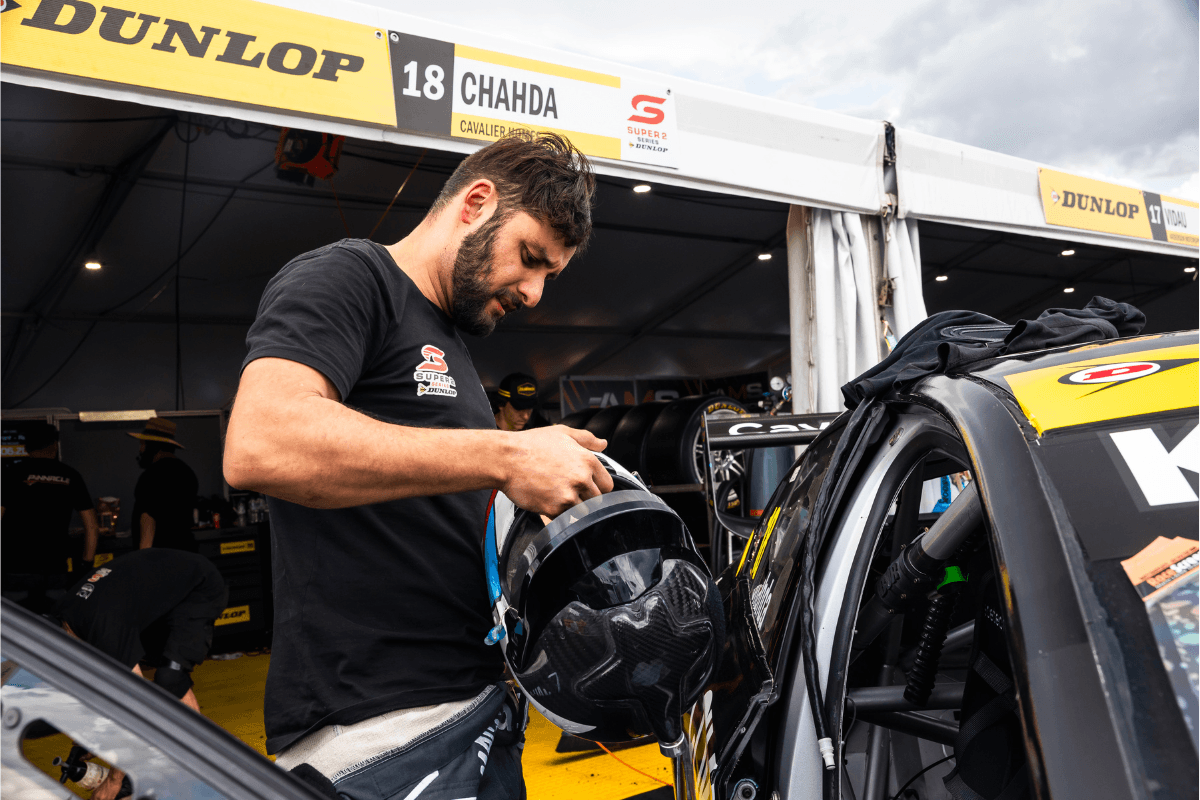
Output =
[{"x1": 841, "y1": 296, "x2": 1146, "y2": 409}]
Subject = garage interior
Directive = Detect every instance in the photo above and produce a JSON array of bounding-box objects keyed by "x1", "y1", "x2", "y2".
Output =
[
  {"x1": 3, "y1": 78, "x2": 1197, "y2": 799},
  {"x1": 5, "y1": 83, "x2": 1195, "y2": 415}
]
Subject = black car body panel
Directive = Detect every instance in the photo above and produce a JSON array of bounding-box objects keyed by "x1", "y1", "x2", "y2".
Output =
[
  {"x1": 1, "y1": 599, "x2": 327, "y2": 800},
  {"x1": 690, "y1": 331, "x2": 1199, "y2": 800}
]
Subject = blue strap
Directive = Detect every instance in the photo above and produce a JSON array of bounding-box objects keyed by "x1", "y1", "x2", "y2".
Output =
[
  {"x1": 482, "y1": 495, "x2": 508, "y2": 646},
  {"x1": 484, "y1": 495, "x2": 502, "y2": 606}
]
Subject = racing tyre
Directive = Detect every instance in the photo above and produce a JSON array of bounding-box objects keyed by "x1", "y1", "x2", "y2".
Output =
[
  {"x1": 583, "y1": 405, "x2": 634, "y2": 443},
  {"x1": 606, "y1": 401, "x2": 670, "y2": 476},
  {"x1": 644, "y1": 396, "x2": 748, "y2": 486},
  {"x1": 559, "y1": 408, "x2": 601, "y2": 429}
]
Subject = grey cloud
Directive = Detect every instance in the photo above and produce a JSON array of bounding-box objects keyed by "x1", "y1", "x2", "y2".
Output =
[{"x1": 774, "y1": 0, "x2": 1197, "y2": 190}]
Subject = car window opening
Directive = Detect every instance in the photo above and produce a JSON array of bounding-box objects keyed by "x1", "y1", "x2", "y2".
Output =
[{"x1": 832, "y1": 448, "x2": 1028, "y2": 800}]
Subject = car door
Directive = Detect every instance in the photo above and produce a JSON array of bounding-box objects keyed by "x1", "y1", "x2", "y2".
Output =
[{"x1": 1, "y1": 598, "x2": 326, "y2": 800}]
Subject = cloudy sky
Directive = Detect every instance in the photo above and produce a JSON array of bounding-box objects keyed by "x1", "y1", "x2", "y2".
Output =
[{"x1": 370, "y1": 0, "x2": 1199, "y2": 200}]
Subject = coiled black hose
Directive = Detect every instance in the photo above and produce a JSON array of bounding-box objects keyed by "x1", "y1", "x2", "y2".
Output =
[{"x1": 903, "y1": 589, "x2": 959, "y2": 706}]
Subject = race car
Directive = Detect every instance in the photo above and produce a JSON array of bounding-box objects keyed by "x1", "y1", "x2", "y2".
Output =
[{"x1": 681, "y1": 330, "x2": 1198, "y2": 800}]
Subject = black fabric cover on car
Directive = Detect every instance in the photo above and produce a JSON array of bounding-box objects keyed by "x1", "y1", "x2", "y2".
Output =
[{"x1": 841, "y1": 296, "x2": 1145, "y2": 409}]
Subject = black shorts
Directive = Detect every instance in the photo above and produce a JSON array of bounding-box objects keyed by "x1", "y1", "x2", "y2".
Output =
[{"x1": 292, "y1": 683, "x2": 527, "y2": 800}]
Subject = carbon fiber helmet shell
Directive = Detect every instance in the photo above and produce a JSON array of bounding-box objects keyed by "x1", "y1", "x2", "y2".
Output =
[{"x1": 483, "y1": 452, "x2": 724, "y2": 744}]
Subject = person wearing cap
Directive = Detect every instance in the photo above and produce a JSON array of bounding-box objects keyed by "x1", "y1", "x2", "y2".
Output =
[
  {"x1": 129, "y1": 418, "x2": 199, "y2": 552},
  {"x1": 494, "y1": 372, "x2": 539, "y2": 432},
  {"x1": 1, "y1": 422, "x2": 100, "y2": 611}
]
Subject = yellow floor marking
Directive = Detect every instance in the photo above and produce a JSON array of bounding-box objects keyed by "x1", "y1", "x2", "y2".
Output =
[
  {"x1": 189, "y1": 652, "x2": 674, "y2": 797},
  {"x1": 522, "y1": 710, "x2": 673, "y2": 799},
  {"x1": 191, "y1": 653, "x2": 275, "y2": 759}
]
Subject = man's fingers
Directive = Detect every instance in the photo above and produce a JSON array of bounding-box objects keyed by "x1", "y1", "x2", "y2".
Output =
[
  {"x1": 592, "y1": 456, "x2": 615, "y2": 494},
  {"x1": 561, "y1": 425, "x2": 606, "y2": 452}
]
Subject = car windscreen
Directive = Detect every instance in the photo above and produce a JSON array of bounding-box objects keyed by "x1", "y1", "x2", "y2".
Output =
[{"x1": 1033, "y1": 406, "x2": 1199, "y2": 760}]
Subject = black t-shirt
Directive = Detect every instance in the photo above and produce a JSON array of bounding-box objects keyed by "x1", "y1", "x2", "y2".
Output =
[
  {"x1": 2, "y1": 458, "x2": 93, "y2": 574},
  {"x1": 132, "y1": 458, "x2": 199, "y2": 552},
  {"x1": 58, "y1": 549, "x2": 226, "y2": 668},
  {"x1": 243, "y1": 239, "x2": 502, "y2": 753}
]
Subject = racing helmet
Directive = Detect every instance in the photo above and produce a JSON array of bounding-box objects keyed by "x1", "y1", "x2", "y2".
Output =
[{"x1": 483, "y1": 452, "x2": 724, "y2": 744}]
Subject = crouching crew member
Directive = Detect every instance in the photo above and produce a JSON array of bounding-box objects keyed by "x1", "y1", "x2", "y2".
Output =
[
  {"x1": 55, "y1": 548, "x2": 227, "y2": 702},
  {"x1": 52, "y1": 548, "x2": 227, "y2": 799}
]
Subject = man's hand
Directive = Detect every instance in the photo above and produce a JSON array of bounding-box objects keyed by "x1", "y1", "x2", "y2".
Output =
[
  {"x1": 501, "y1": 426, "x2": 614, "y2": 517},
  {"x1": 227, "y1": 358, "x2": 615, "y2": 509},
  {"x1": 92, "y1": 767, "x2": 125, "y2": 800},
  {"x1": 138, "y1": 513, "x2": 155, "y2": 550}
]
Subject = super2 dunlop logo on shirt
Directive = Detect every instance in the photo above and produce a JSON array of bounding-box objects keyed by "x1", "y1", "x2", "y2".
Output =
[{"x1": 414, "y1": 345, "x2": 457, "y2": 398}]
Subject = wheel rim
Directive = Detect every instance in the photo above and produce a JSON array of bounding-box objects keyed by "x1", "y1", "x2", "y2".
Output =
[{"x1": 692, "y1": 408, "x2": 745, "y2": 485}]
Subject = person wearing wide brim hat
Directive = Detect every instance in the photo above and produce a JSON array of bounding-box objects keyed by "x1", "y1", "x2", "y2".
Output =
[
  {"x1": 126, "y1": 417, "x2": 185, "y2": 449},
  {"x1": 494, "y1": 372, "x2": 539, "y2": 431},
  {"x1": 128, "y1": 418, "x2": 198, "y2": 553}
]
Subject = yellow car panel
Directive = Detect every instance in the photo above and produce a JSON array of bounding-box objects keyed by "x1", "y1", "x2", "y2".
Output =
[{"x1": 1001, "y1": 341, "x2": 1198, "y2": 435}]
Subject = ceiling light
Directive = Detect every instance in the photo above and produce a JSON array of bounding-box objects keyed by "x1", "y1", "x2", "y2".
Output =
[
  {"x1": 633, "y1": 184, "x2": 651, "y2": 193},
  {"x1": 1063, "y1": 287, "x2": 1075, "y2": 293},
  {"x1": 1061, "y1": 249, "x2": 1075, "y2": 256},
  {"x1": 757, "y1": 253, "x2": 772, "y2": 261},
  {"x1": 935, "y1": 275, "x2": 948, "y2": 282},
  {"x1": 84, "y1": 261, "x2": 102, "y2": 271},
  {"x1": 1185, "y1": 266, "x2": 1197, "y2": 273}
]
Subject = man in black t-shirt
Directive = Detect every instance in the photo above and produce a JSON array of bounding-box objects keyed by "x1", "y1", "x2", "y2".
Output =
[
  {"x1": 128, "y1": 418, "x2": 199, "y2": 552},
  {"x1": 54, "y1": 548, "x2": 227, "y2": 800},
  {"x1": 225, "y1": 132, "x2": 612, "y2": 800},
  {"x1": 2, "y1": 422, "x2": 100, "y2": 611}
]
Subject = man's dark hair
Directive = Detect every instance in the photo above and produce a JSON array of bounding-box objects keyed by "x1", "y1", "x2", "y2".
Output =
[
  {"x1": 430, "y1": 131, "x2": 596, "y2": 251},
  {"x1": 23, "y1": 422, "x2": 59, "y2": 452}
]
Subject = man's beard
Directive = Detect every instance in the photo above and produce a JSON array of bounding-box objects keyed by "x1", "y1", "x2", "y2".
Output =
[{"x1": 450, "y1": 211, "x2": 525, "y2": 337}]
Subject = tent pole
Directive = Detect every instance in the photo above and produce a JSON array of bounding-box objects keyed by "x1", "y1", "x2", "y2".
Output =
[{"x1": 787, "y1": 205, "x2": 815, "y2": 416}]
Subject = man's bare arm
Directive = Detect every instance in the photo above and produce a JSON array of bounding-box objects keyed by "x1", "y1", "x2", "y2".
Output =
[
  {"x1": 80, "y1": 508, "x2": 99, "y2": 562},
  {"x1": 224, "y1": 358, "x2": 613, "y2": 516},
  {"x1": 138, "y1": 513, "x2": 155, "y2": 549}
]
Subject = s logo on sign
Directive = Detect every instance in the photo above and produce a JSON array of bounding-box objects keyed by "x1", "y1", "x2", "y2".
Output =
[{"x1": 628, "y1": 95, "x2": 666, "y2": 125}]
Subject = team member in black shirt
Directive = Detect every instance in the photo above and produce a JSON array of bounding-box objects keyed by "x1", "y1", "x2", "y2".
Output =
[
  {"x1": 1, "y1": 422, "x2": 99, "y2": 611},
  {"x1": 494, "y1": 372, "x2": 539, "y2": 431},
  {"x1": 54, "y1": 548, "x2": 227, "y2": 800},
  {"x1": 128, "y1": 418, "x2": 199, "y2": 552},
  {"x1": 225, "y1": 132, "x2": 610, "y2": 800}
]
